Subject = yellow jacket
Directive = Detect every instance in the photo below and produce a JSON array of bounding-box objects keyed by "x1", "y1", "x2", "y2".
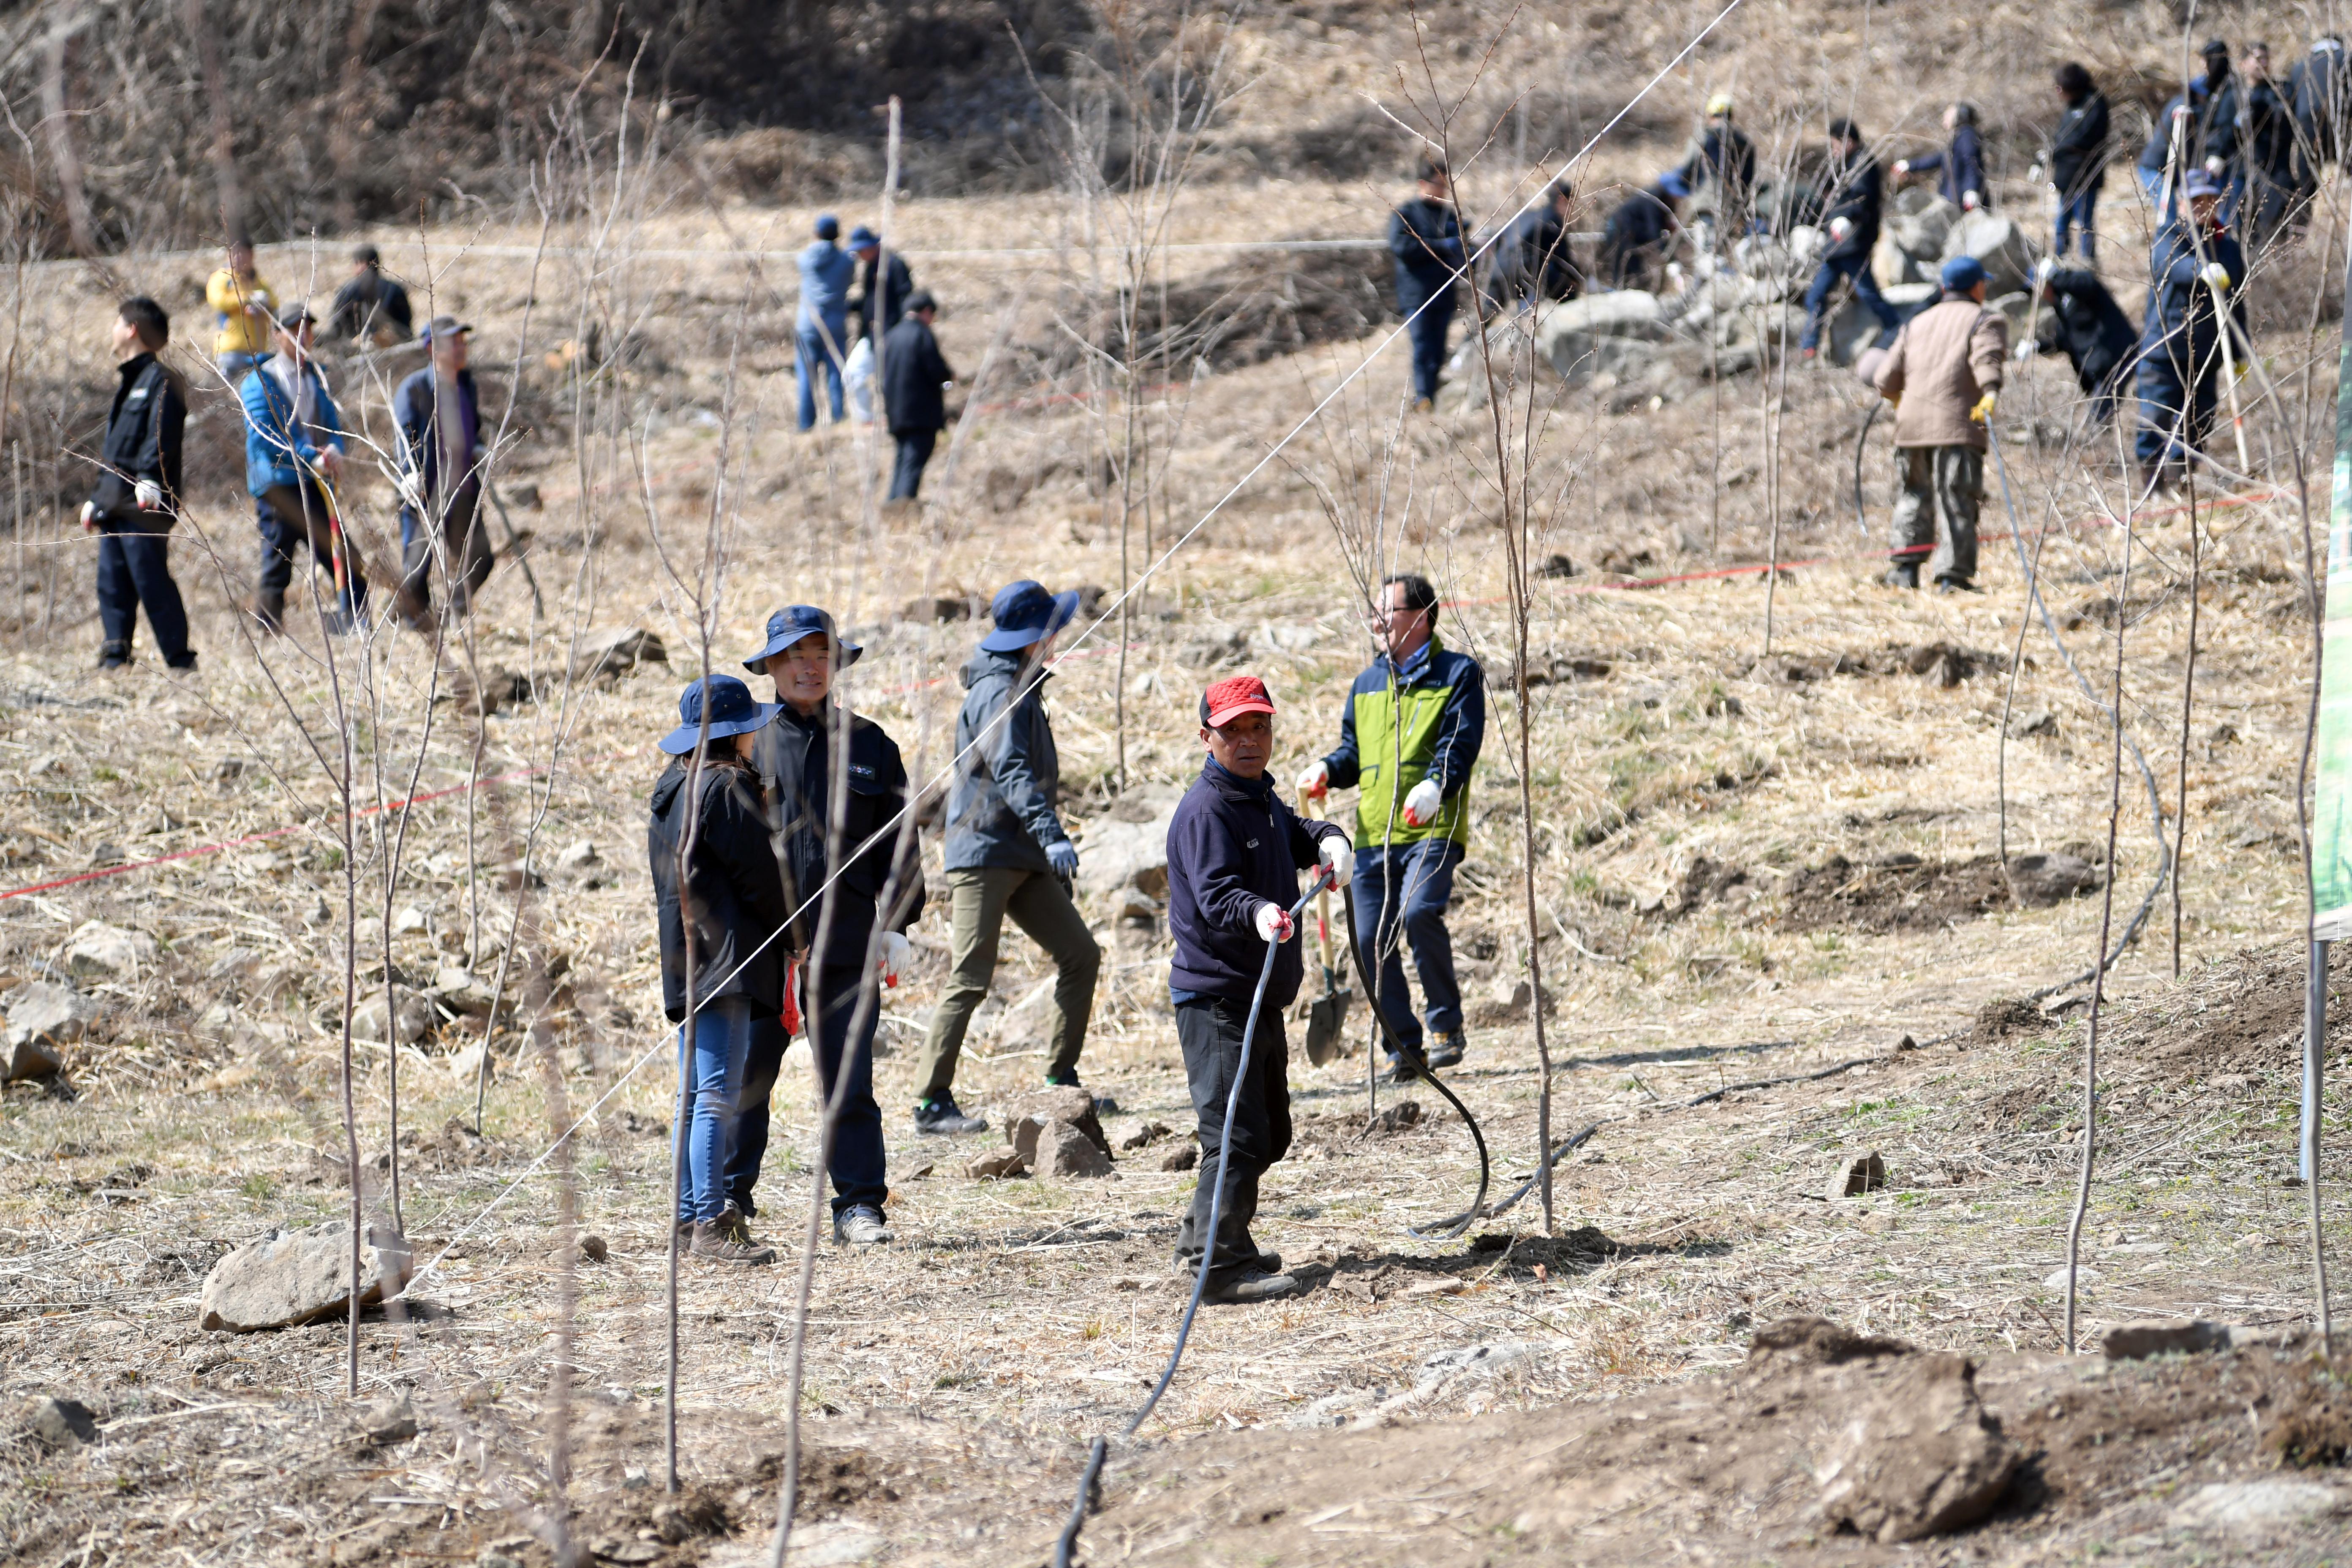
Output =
[{"x1": 206, "y1": 267, "x2": 277, "y2": 357}]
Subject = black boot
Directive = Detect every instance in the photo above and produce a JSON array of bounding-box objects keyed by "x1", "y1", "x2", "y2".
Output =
[
  {"x1": 253, "y1": 588, "x2": 285, "y2": 635},
  {"x1": 97, "y1": 640, "x2": 130, "y2": 669}
]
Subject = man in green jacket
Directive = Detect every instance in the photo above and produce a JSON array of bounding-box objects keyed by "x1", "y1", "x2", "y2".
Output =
[{"x1": 1299, "y1": 573, "x2": 1486, "y2": 1072}]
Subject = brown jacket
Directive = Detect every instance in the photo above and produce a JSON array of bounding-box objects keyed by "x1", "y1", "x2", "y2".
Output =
[{"x1": 1872, "y1": 297, "x2": 2007, "y2": 451}]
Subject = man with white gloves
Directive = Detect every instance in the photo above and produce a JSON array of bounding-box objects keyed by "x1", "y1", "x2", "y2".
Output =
[
  {"x1": 1300, "y1": 572, "x2": 1486, "y2": 1074},
  {"x1": 86, "y1": 296, "x2": 195, "y2": 671},
  {"x1": 1166, "y1": 676, "x2": 1351, "y2": 1305},
  {"x1": 738, "y1": 605, "x2": 926, "y2": 1247}
]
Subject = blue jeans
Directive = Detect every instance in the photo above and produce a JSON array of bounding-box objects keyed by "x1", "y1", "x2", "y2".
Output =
[
  {"x1": 1798, "y1": 250, "x2": 1898, "y2": 354},
  {"x1": 1351, "y1": 840, "x2": 1464, "y2": 1051},
  {"x1": 674, "y1": 998, "x2": 752, "y2": 1224},
  {"x1": 795, "y1": 322, "x2": 846, "y2": 430},
  {"x1": 216, "y1": 351, "x2": 267, "y2": 387},
  {"x1": 1404, "y1": 289, "x2": 1455, "y2": 403},
  {"x1": 2055, "y1": 186, "x2": 2098, "y2": 260}
]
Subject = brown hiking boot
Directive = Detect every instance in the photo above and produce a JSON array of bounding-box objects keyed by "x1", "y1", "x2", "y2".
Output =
[{"x1": 691, "y1": 1218, "x2": 775, "y2": 1265}]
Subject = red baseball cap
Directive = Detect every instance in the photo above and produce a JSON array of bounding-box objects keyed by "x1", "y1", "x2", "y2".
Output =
[{"x1": 1200, "y1": 675, "x2": 1277, "y2": 727}]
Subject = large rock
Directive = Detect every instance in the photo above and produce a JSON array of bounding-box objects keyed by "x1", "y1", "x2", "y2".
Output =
[
  {"x1": 352, "y1": 986, "x2": 436, "y2": 1045},
  {"x1": 198, "y1": 1220, "x2": 413, "y2": 1332},
  {"x1": 2, "y1": 981, "x2": 92, "y2": 1081},
  {"x1": 1941, "y1": 209, "x2": 2038, "y2": 297},
  {"x1": 1535, "y1": 291, "x2": 1668, "y2": 383},
  {"x1": 571, "y1": 627, "x2": 667, "y2": 685},
  {"x1": 1078, "y1": 813, "x2": 1176, "y2": 901},
  {"x1": 1006, "y1": 1086, "x2": 1112, "y2": 1159},
  {"x1": 1814, "y1": 1352, "x2": 2018, "y2": 1542},
  {"x1": 63, "y1": 921, "x2": 158, "y2": 983},
  {"x1": 1874, "y1": 189, "x2": 1959, "y2": 288},
  {"x1": 1034, "y1": 1119, "x2": 1115, "y2": 1179},
  {"x1": 2005, "y1": 852, "x2": 2101, "y2": 907},
  {"x1": 1827, "y1": 282, "x2": 1936, "y2": 367}
]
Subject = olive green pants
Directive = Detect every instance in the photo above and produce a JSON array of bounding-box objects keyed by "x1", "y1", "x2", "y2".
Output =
[{"x1": 916, "y1": 866, "x2": 1100, "y2": 1100}]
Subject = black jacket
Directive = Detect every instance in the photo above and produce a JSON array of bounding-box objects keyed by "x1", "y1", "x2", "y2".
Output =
[
  {"x1": 1487, "y1": 206, "x2": 1580, "y2": 304},
  {"x1": 1388, "y1": 196, "x2": 1466, "y2": 310},
  {"x1": 1598, "y1": 189, "x2": 1676, "y2": 288},
  {"x1": 750, "y1": 703, "x2": 924, "y2": 972},
  {"x1": 1819, "y1": 146, "x2": 1884, "y2": 263},
  {"x1": 2294, "y1": 43, "x2": 2349, "y2": 169},
  {"x1": 1680, "y1": 124, "x2": 1756, "y2": 205},
  {"x1": 1908, "y1": 126, "x2": 1986, "y2": 208},
  {"x1": 1165, "y1": 758, "x2": 1343, "y2": 1009},
  {"x1": 2033, "y1": 269, "x2": 2137, "y2": 392},
  {"x1": 95, "y1": 352, "x2": 186, "y2": 520},
  {"x1": 329, "y1": 271, "x2": 413, "y2": 343},
  {"x1": 2050, "y1": 92, "x2": 2111, "y2": 199},
  {"x1": 2240, "y1": 78, "x2": 2298, "y2": 180},
  {"x1": 648, "y1": 758, "x2": 792, "y2": 1022},
  {"x1": 852, "y1": 252, "x2": 915, "y2": 343},
  {"x1": 880, "y1": 315, "x2": 953, "y2": 434}
]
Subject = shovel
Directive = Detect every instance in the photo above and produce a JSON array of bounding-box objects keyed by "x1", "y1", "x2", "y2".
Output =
[{"x1": 1303, "y1": 887, "x2": 1353, "y2": 1065}]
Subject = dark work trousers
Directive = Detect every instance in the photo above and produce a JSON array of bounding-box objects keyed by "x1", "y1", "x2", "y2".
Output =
[
  {"x1": 257, "y1": 479, "x2": 367, "y2": 618},
  {"x1": 889, "y1": 428, "x2": 938, "y2": 500},
  {"x1": 95, "y1": 517, "x2": 193, "y2": 667},
  {"x1": 1890, "y1": 445, "x2": 1983, "y2": 588},
  {"x1": 1351, "y1": 840, "x2": 1465, "y2": 1052},
  {"x1": 1799, "y1": 250, "x2": 1900, "y2": 354},
  {"x1": 2134, "y1": 355, "x2": 2218, "y2": 471},
  {"x1": 1405, "y1": 290, "x2": 1455, "y2": 403},
  {"x1": 397, "y1": 476, "x2": 493, "y2": 625},
  {"x1": 2054, "y1": 186, "x2": 2098, "y2": 260},
  {"x1": 802, "y1": 964, "x2": 890, "y2": 1216},
  {"x1": 1174, "y1": 998, "x2": 1292, "y2": 1283},
  {"x1": 725, "y1": 1010, "x2": 789, "y2": 1218}
]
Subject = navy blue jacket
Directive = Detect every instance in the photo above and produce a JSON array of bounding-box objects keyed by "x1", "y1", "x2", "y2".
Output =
[
  {"x1": 1819, "y1": 147, "x2": 1884, "y2": 263},
  {"x1": 649, "y1": 758, "x2": 792, "y2": 1022},
  {"x1": 95, "y1": 353, "x2": 186, "y2": 521},
  {"x1": 2240, "y1": 78, "x2": 2298, "y2": 180},
  {"x1": 2141, "y1": 81, "x2": 2224, "y2": 177},
  {"x1": 2050, "y1": 92, "x2": 2111, "y2": 199},
  {"x1": 2033, "y1": 269, "x2": 2137, "y2": 392},
  {"x1": 2294, "y1": 43, "x2": 2349, "y2": 167},
  {"x1": 945, "y1": 648, "x2": 1069, "y2": 872},
  {"x1": 1598, "y1": 188, "x2": 1677, "y2": 288},
  {"x1": 1388, "y1": 196, "x2": 1465, "y2": 311},
  {"x1": 2139, "y1": 220, "x2": 2248, "y2": 385},
  {"x1": 391, "y1": 365, "x2": 480, "y2": 502},
  {"x1": 1165, "y1": 758, "x2": 1343, "y2": 1009},
  {"x1": 1908, "y1": 126, "x2": 1986, "y2": 207},
  {"x1": 1679, "y1": 124, "x2": 1756, "y2": 204},
  {"x1": 751, "y1": 703, "x2": 925, "y2": 972},
  {"x1": 853, "y1": 252, "x2": 915, "y2": 343},
  {"x1": 880, "y1": 315, "x2": 953, "y2": 435}
]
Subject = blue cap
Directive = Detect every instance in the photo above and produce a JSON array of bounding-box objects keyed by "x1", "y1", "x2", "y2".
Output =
[
  {"x1": 980, "y1": 580, "x2": 1081, "y2": 653},
  {"x1": 847, "y1": 225, "x2": 882, "y2": 250},
  {"x1": 1939, "y1": 256, "x2": 1987, "y2": 292},
  {"x1": 815, "y1": 212, "x2": 840, "y2": 241},
  {"x1": 2181, "y1": 169, "x2": 2223, "y2": 199},
  {"x1": 1657, "y1": 169, "x2": 1691, "y2": 200},
  {"x1": 658, "y1": 675, "x2": 782, "y2": 756},
  {"x1": 742, "y1": 604, "x2": 863, "y2": 672}
]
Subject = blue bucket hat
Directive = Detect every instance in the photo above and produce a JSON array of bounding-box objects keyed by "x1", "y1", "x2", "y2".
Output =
[
  {"x1": 1657, "y1": 169, "x2": 1692, "y2": 200},
  {"x1": 1939, "y1": 256, "x2": 1987, "y2": 293},
  {"x1": 980, "y1": 580, "x2": 1081, "y2": 653},
  {"x1": 742, "y1": 604, "x2": 863, "y2": 673},
  {"x1": 2181, "y1": 169, "x2": 2223, "y2": 200},
  {"x1": 846, "y1": 225, "x2": 882, "y2": 250},
  {"x1": 658, "y1": 674, "x2": 783, "y2": 756}
]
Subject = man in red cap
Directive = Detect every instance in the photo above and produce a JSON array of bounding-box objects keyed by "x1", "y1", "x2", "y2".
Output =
[{"x1": 1164, "y1": 675, "x2": 1352, "y2": 1304}]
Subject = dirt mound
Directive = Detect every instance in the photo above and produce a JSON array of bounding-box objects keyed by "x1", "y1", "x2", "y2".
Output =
[
  {"x1": 1663, "y1": 852, "x2": 2100, "y2": 934},
  {"x1": 1753, "y1": 640, "x2": 2009, "y2": 688},
  {"x1": 2107, "y1": 942, "x2": 2352, "y2": 1079}
]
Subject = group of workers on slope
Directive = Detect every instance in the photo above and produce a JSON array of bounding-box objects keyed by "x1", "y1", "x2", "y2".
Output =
[
  {"x1": 648, "y1": 572, "x2": 1485, "y2": 1305},
  {"x1": 791, "y1": 214, "x2": 954, "y2": 501}
]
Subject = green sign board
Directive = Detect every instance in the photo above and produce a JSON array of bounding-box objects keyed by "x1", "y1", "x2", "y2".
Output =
[{"x1": 2315, "y1": 329, "x2": 2352, "y2": 937}]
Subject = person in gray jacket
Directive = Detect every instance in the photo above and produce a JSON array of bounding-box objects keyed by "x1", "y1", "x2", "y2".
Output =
[{"x1": 912, "y1": 580, "x2": 1101, "y2": 1133}]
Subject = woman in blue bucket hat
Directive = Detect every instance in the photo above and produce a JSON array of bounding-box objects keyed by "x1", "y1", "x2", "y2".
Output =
[{"x1": 648, "y1": 674, "x2": 792, "y2": 1264}]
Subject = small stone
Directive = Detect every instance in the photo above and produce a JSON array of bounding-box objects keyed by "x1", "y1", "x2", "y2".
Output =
[
  {"x1": 197, "y1": 1221, "x2": 413, "y2": 1331},
  {"x1": 392, "y1": 906, "x2": 430, "y2": 935},
  {"x1": 1004, "y1": 1087, "x2": 1112, "y2": 1159},
  {"x1": 556, "y1": 840, "x2": 600, "y2": 874},
  {"x1": 966, "y1": 1148, "x2": 1029, "y2": 1179},
  {"x1": 2, "y1": 981, "x2": 90, "y2": 1081},
  {"x1": 2172, "y1": 1480, "x2": 2347, "y2": 1535},
  {"x1": 2043, "y1": 1265, "x2": 2103, "y2": 1290},
  {"x1": 1830, "y1": 1151, "x2": 1887, "y2": 1200},
  {"x1": 2103, "y1": 1320, "x2": 2233, "y2": 1360},
  {"x1": 1120, "y1": 1121, "x2": 1173, "y2": 1152},
  {"x1": 2008, "y1": 708, "x2": 2057, "y2": 738},
  {"x1": 354, "y1": 1393, "x2": 418, "y2": 1445},
  {"x1": 1160, "y1": 1143, "x2": 1199, "y2": 1172},
  {"x1": 353, "y1": 987, "x2": 435, "y2": 1045},
  {"x1": 580, "y1": 1235, "x2": 608, "y2": 1263},
  {"x1": 27, "y1": 1395, "x2": 98, "y2": 1448},
  {"x1": 62, "y1": 921, "x2": 158, "y2": 983},
  {"x1": 445, "y1": 1042, "x2": 490, "y2": 1088},
  {"x1": 2006, "y1": 852, "x2": 2102, "y2": 908},
  {"x1": 1815, "y1": 1352, "x2": 2019, "y2": 1542},
  {"x1": 1037, "y1": 1119, "x2": 1115, "y2": 1179}
]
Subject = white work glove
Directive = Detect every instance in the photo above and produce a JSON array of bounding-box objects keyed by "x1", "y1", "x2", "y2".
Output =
[
  {"x1": 1046, "y1": 840, "x2": 1080, "y2": 878},
  {"x1": 394, "y1": 471, "x2": 424, "y2": 512},
  {"x1": 1317, "y1": 833, "x2": 1353, "y2": 889},
  {"x1": 1892, "y1": 159, "x2": 1910, "y2": 177},
  {"x1": 134, "y1": 479, "x2": 162, "y2": 511},
  {"x1": 876, "y1": 931, "x2": 912, "y2": 988},
  {"x1": 78, "y1": 501, "x2": 97, "y2": 531},
  {"x1": 1400, "y1": 778, "x2": 1445, "y2": 828},
  {"x1": 2012, "y1": 338, "x2": 2035, "y2": 365},
  {"x1": 2200, "y1": 261, "x2": 2232, "y2": 291},
  {"x1": 1828, "y1": 216, "x2": 1853, "y2": 242},
  {"x1": 1253, "y1": 901, "x2": 1295, "y2": 943},
  {"x1": 1961, "y1": 189, "x2": 1981, "y2": 211},
  {"x1": 1296, "y1": 759, "x2": 1329, "y2": 799},
  {"x1": 2204, "y1": 155, "x2": 2226, "y2": 178}
]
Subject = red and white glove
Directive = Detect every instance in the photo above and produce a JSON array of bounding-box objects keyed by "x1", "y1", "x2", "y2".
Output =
[
  {"x1": 1296, "y1": 759, "x2": 1330, "y2": 800},
  {"x1": 1318, "y1": 834, "x2": 1353, "y2": 889},
  {"x1": 876, "y1": 931, "x2": 912, "y2": 988},
  {"x1": 1253, "y1": 902, "x2": 1294, "y2": 943},
  {"x1": 1960, "y1": 189, "x2": 1981, "y2": 212},
  {"x1": 1892, "y1": 159, "x2": 1910, "y2": 177},
  {"x1": 134, "y1": 480, "x2": 163, "y2": 511},
  {"x1": 1828, "y1": 216, "x2": 1853, "y2": 243},
  {"x1": 79, "y1": 501, "x2": 97, "y2": 531},
  {"x1": 1401, "y1": 779, "x2": 1444, "y2": 828}
]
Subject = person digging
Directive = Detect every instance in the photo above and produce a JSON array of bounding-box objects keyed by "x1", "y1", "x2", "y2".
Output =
[{"x1": 1165, "y1": 675, "x2": 1351, "y2": 1305}]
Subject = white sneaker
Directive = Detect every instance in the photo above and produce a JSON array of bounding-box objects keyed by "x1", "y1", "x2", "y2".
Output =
[{"x1": 833, "y1": 1206, "x2": 893, "y2": 1247}]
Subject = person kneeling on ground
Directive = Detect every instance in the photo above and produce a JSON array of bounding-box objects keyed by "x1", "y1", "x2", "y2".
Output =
[
  {"x1": 648, "y1": 675, "x2": 794, "y2": 1266},
  {"x1": 734, "y1": 605, "x2": 924, "y2": 1248},
  {"x1": 1869, "y1": 255, "x2": 2005, "y2": 593},
  {"x1": 1166, "y1": 675, "x2": 1351, "y2": 1305}
]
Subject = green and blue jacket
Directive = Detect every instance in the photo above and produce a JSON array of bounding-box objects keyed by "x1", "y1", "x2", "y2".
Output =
[{"x1": 1322, "y1": 636, "x2": 1486, "y2": 848}]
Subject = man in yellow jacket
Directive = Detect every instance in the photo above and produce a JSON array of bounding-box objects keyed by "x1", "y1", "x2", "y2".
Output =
[{"x1": 206, "y1": 238, "x2": 276, "y2": 384}]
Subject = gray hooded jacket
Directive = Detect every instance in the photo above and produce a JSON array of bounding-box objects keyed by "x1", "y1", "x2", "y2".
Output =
[{"x1": 944, "y1": 648, "x2": 1070, "y2": 873}]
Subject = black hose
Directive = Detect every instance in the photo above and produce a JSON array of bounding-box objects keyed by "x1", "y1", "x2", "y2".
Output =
[
  {"x1": 1852, "y1": 396, "x2": 1881, "y2": 542},
  {"x1": 1335, "y1": 877, "x2": 1493, "y2": 1239}
]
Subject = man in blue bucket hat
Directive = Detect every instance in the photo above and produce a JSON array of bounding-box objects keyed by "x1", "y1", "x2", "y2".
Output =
[
  {"x1": 913, "y1": 580, "x2": 1101, "y2": 1133},
  {"x1": 731, "y1": 606, "x2": 924, "y2": 1247},
  {"x1": 1867, "y1": 253, "x2": 2006, "y2": 593},
  {"x1": 648, "y1": 674, "x2": 792, "y2": 1264},
  {"x1": 2133, "y1": 168, "x2": 2244, "y2": 494}
]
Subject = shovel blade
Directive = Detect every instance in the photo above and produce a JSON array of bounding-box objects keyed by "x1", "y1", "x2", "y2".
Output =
[{"x1": 1304, "y1": 986, "x2": 1353, "y2": 1065}]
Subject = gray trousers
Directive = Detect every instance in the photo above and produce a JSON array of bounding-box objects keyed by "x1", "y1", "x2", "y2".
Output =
[{"x1": 1891, "y1": 444, "x2": 1982, "y2": 586}]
